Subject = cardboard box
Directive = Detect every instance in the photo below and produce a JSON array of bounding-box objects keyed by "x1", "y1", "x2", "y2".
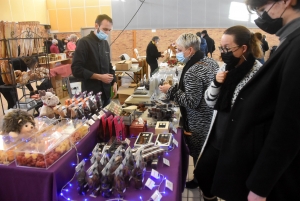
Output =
[
  {"x1": 117, "y1": 86, "x2": 135, "y2": 104},
  {"x1": 51, "y1": 78, "x2": 62, "y2": 89},
  {"x1": 115, "y1": 60, "x2": 132, "y2": 71},
  {"x1": 63, "y1": 90, "x2": 69, "y2": 98},
  {"x1": 54, "y1": 87, "x2": 63, "y2": 96}
]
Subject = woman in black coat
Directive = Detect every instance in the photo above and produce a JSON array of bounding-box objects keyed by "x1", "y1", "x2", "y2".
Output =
[
  {"x1": 146, "y1": 36, "x2": 163, "y2": 76},
  {"x1": 195, "y1": 0, "x2": 300, "y2": 200},
  {"x1": 194, "y1": 25, "x2": 263, "y2": 201}
]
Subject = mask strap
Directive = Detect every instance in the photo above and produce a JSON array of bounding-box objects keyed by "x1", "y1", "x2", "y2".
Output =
[
  {"x1": 97, "y1": 28, "x2": 100, "y2": 34},
  {"x1": 242, "y1": 55, "x2": 247, "y2": 61},
  {"x1": 280, "y1": 7, "x2": 287, "y2": 17}
]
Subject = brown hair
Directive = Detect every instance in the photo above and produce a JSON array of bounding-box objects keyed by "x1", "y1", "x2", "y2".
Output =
[
  {"x1": 254, "y1": 32, "x2": 263, "y2": 41},
  {"x1": 224, "y1": 25, "x2": 263, "y2": 59}
]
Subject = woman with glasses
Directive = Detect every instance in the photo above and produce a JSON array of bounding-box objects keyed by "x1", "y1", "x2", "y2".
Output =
[
  {"x1": 193, "y1": 25, "x2": 263, "y2": 201},
  {"x1": 159, "y1": 33, "x2": 219, "y2": 188}
]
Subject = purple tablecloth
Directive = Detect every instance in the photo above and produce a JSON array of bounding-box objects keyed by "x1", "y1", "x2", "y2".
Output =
[
  {"x1": 0, "y1": 122, "x2": 189, "y2": 201},
  {"x1": 0, "y1": 120, "x2": 100, "y2": 201}
]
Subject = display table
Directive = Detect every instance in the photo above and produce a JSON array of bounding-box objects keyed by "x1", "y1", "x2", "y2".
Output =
[
  {"x1": 0, "y1": 120, "x2": 100, "y2": 201},
  {"x1": 49, "y1": 64, "x2": 72, "y2": 78},
  {"x1": 0, "y1": 121, "x2": 188, "y2": 201}
]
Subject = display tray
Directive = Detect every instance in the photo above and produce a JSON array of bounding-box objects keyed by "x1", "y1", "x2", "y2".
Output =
[
  {"x1": 15, "y1": 121, "x2": 74, "y2": 169},
  {"x1": 134, "y1": 132, "x2": 153, "y2": 147},
  {"x1": 155, "y1": 133, "x2": 173, "y2": 150},
  {"x1": 0, "y1": 134, "x2": 34, "y2": 165},
  {"x1": 0, "y1": 117, "x2": 57, "y2": 166}
]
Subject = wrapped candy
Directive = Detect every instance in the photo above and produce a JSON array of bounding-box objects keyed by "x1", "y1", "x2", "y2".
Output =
[{"x1": 76, "y1": 160, "x2": 88, "y2": 195}]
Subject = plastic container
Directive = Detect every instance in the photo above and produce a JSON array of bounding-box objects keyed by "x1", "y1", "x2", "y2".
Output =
[{"x1": 15, "y1": 124, "x2": 72, "y2": 169}]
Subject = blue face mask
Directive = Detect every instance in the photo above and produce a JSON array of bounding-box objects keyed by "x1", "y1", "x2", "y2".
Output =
[
  {"x1": 96, "y1": 29, "x2": 108, "y2": 40},
  {"x1": 176, "y1": 52, "x2": 188, "y2": 63}
]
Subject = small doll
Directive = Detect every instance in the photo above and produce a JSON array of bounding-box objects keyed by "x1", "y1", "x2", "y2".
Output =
[
  {"x1": 38, "y1": 88, "x2": 59, "y2": 118},
  {"x1": 1, "y1": 109, "x2": 36, "y2": 138}
]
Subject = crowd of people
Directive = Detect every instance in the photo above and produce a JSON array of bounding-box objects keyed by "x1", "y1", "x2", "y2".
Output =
[
  {"x1": 157, "y1": 0, "x2": 300, "y2": 200},
  {"x1": 2, "y1": 0, "x2": 300, "y2": 200},
  {"x1": 44, "y1": 33, "x2": 79, "y2": 54}
]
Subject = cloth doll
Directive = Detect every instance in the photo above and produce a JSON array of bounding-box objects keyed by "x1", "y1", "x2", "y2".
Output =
[
  {"x1": 1, "y1": 109, "x2": 36, "y2": 138},
  {"x1": 38, "y1": 88, "x2": 60, "y2": 118}
]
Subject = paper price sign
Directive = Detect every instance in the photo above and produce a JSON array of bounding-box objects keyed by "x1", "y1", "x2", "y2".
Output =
[
  {"x1": 151, "y1": 169, "x2": 160, "y2": 179},
  {"x1": 166, "y1": 180, "x2": 173, "y2": 191},
  {"x1": 88, "y1": 119, "x2": 95, "y2": 126},
  {"x1": 145, "y1": 178, "x2": 155, "y2": 190},
  {"x1": 173, "y1": 138, "x2": 178, "y2": 147},
  {"x1": 151, "y1": 190, "x2": 162, "y2": 201},
  {"x1": 163, "y1": 158, "x2": 170, "y2": 166},
  {"x1": 92, "y1": 114, "x2": 98, "y2": 121}
]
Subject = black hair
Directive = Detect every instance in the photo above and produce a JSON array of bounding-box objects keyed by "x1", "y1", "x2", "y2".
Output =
[
  {"x1": 245, "y1": 0, "x2": 300, "y2": 11},
  {"x1": 196, "y1": 32, "x2": 201, "y2": 37},
  {"x1": 152, "y1": 36, "x2": 159, "y2": 41},
  {"x1": 95, "y1": 14, "x2": 113, "y2": 25}
]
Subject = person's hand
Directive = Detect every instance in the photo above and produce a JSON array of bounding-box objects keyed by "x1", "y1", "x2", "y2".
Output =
[
  {"x1": 159, "y1": 84, "x2": 171, "y2": 93},
  {"x1": 216, "y1": 71, "x2": 228, "y2": 83},
  {"x1": 112, "y1": 82, "x2": 118, "y2": 98},
  {"x1": 99, "y1": 74, "x2": 114, "y2": 84},
  {"x1": 248, "y1": 191, "x2": 266, "y2": 201}
]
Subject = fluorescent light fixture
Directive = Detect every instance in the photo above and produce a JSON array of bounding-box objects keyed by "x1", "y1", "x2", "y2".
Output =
[{"x1": 229, "y1": 2, "x2": 249, "y2": 21}]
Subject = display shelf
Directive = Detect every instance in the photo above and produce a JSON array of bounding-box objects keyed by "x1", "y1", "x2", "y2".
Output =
[
  {"x1": 39, "y1": 59, "x2": 69, "y2": 65},
  {"x1": 0, "y1": 23, "x2": 50, "y2": 115}
]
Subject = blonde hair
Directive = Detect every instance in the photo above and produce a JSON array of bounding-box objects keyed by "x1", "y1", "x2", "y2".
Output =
[{"x1": 176, "y1": 33, "x2": 200, "y2": 51}]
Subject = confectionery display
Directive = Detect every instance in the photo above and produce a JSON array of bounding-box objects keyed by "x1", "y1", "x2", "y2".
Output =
[
  {"x1": 134, "y1": 132, "x2": 153, "y2": 147},
  {"x1": 155, "y1": 133, "x2": 173, "y2": 150},
  {"x1": 15, "y1": 131, "x2": 71, "y2": 168}
]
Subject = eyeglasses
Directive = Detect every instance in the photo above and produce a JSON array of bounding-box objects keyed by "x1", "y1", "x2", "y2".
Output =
[
  {"x1": 255, "y1": 2, "x2": 277, "y2": 17},
  {"x1": 218, "y1": 46, "x2": 240, "y2": 53}
]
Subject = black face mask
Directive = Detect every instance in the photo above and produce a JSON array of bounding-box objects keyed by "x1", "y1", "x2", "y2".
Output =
[
  {"x1": 221, "y1": 52, "x2": 240, "y2": 70},
  {"x1": 254, "y1": 11, "x2": 283, "y2": 34}
]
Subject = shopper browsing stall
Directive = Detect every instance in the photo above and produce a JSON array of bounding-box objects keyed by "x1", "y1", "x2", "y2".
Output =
[
  {"x1": 67, "y1": 34, "x2": 77, "y2": 51},
  {"x1": 71, "y1": 14, "x2": 117, "y2": 107},
  {"x1": 50, "y1": 39, "x2": 59, "y2": 53},
  {"x1": 159, "y1": 33, "x2": 219, "y2": 189},
  {"x1": 195, "y1": 0, "x2": 300, "y2": 200},
  {"x1": 194, "y1": 25, "x2": 263, "y2": 201}
]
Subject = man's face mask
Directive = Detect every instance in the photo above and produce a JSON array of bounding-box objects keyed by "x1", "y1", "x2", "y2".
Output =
[
  {"x1": 254, "y1": 2, "x2": 286, "y2": 34},
  {"x1": 96, "y1": 28, "x2": 108, "y2": 40}
]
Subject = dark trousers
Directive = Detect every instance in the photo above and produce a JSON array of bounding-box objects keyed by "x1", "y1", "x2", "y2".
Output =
[
  {"x1": 148, "y1": 62, "x2": 158, "y2": 77},
  {"x1": 194, "y1": 143, "x2": 219, "y2": 198}
]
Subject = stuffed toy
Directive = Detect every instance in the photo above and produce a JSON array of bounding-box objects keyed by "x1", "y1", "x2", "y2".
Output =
[
  {"x1": 1, "y1": 109, "x2": 36, "y2": 138},
  {"x1": 38, "y1": 88, "x2": 60, "y2": 118}
]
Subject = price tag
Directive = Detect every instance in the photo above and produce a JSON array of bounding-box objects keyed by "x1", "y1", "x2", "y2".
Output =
[
  {"x1": 98, "y1": 110, "x2": 105, "y2": 119},
  {"x1": 173, "y1": 138, "x2": 178, "y2": 147},
  {"x1": 151, "y1": 169, "x2": 160, "y2": 179},
  {"x1": 92, "y1": 114, "x2": 98, "y2": 121},
  {"x1": 88, "y1": 119, "x2": 95, "y2": 126},
  {"x1": 145, "y1": 178, "x2": 155, "y2": 190},
  {"x1": 172, "y1": 126, "x2": 177, "y2": 134},
  {"x1": 166, "y1": 180, "x2": 173, "y2": 191},
  {"x1": 125, "y1": 138, "x2": 131, "y2": 145},
  {"x1": 163, "y1": 158, "x2": 170, "y2": 166},
  {"x1": 90, "y1": 156, "x2": 96, "y2": 164},
  {"x1": 151, "y1": 190, "x2": 162, "y2": 201}
]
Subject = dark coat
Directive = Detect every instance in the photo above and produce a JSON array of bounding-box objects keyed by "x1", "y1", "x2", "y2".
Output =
[
  {"x1": 71, "y1": 31, "x2": 116, "y2": 101},
  {"x1": 203, "y1": 34, "x2": 215, "y2": 54},
  {"x1": 146, "y1": 41, "x2": 161, "y2": 64},
  {"x1": 57, "y1": 39, "x2": 64, "y2": 53},
  {"x1": 211, "y1": 27, "x2": 300, "y2": 201}
]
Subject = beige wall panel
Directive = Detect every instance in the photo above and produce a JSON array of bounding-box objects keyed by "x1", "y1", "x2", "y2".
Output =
[
  {"x1": 71, "y1": 8, "x2": 85, "y2": 31},
  {"x1": 10, "y1": 1, "x2": 24, "y2": 22},
  {"x1": 85, "y1": 7, "x2": 99, "y2": 27},
  {"x1": 70, "y1": 0, "x2": 84, "y2": 7},
  {"x1": 0, "y1": 0, "x2": 12, "y2": 21},
  {"x1": 100, "y1": 6, "x2": 111, "y2": 17},
  {"x1": 48, "y1": 9, "x2": 58, "y2": 30},
  {"x1": 34, "y1": 0, "x2": 49, "y2": 24},
  {"x1": 57, "y1": 9, "x2": 72, "y2": 32},
  {"x1": 56, "y1": 0, "x2": 69, "y2": 9},
  {"x1": 85, "y1": 0, "x2": 99, "y2": 7},
  {"x1": 46, "y1": 0, "x2": 56, "y2": 9}
]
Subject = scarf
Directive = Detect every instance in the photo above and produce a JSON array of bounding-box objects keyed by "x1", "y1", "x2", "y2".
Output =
[{"x1": 214, "y1": 54, "x2": 256, "y2": 112}]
